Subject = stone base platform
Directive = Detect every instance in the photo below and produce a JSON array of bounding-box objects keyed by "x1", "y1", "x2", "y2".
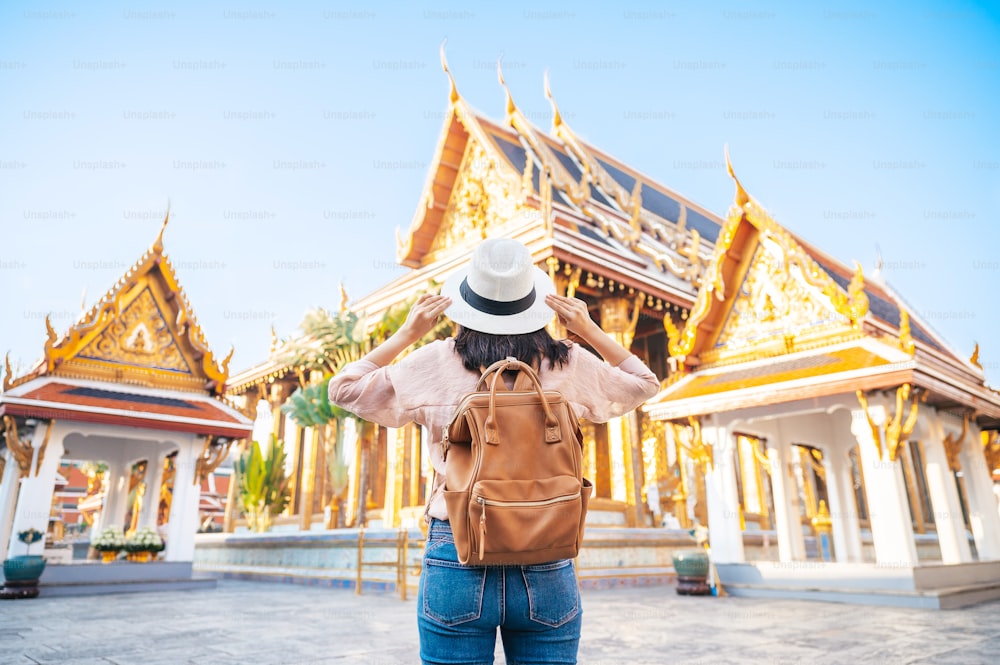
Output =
[
  {"x1": 715, "y1": 560, "x2": 1000, "y2": 609},
  {"x1": 33, "y1": 561, "x2": 216, "y2": 597},
  {"x1": 193, "y1": 527, "x2": 696, "y2": 592}
]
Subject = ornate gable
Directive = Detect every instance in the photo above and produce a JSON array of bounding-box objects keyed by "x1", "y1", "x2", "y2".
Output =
[
  {"x1": 8, "y1": 216, "x2": 232, "y2": 395},
  {"x1": 665, "y1": 154, "x2": 868, "y2": 372}
]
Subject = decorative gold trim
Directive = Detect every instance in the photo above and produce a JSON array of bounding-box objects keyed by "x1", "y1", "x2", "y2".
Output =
[
  {"x1": 34, "y1": 420, "x2": 53, "y2": 477},
  {"x1": 970, "y1": 342, "x2": 982, "y2": 371},
  {"x1": 899, "y1": 308, "x2": 915, "y2": 355},
  {"x1": 195, "y1": 435, "x2": 234, "y2": 485},
  {"x1": 943, "y1": 414, "x2": 969, "y2": 472},
  {"x1": 856, "y1": 384, "x2": 921, "y2": 462},
  {"x1": 3, "y1": 353, "x2": 12, "y2": 391},
  {"x1": 983, "y1": 431, "x2": 1000, "y2": 474},
  {"x1": 2, "y1": 415, "x2": 34, "y2": 477}
]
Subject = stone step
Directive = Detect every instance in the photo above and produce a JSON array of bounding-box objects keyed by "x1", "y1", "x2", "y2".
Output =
[
  {"x1": 719, "y1": 579, "x2": 1000, "y2": 610},
  {"x1": 39, "y1": 576, "x2": 217, "y2": 597}
]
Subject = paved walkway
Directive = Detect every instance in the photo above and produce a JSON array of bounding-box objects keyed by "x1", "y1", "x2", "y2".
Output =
[{"x1": 2, "y1": 580, "x2": 998, "y2": 664}]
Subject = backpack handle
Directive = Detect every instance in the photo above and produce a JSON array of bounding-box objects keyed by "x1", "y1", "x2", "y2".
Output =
[{"x1": 480, "y1": 357, "x2": 561, "y2": 445}]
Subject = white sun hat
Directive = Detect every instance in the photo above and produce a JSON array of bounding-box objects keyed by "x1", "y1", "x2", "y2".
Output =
[{"x1": 441, "y1": 238, "x2": 555, "y2": 334}]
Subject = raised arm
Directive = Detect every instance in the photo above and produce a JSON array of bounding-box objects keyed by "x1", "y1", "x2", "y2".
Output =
[{"x1": 544, "y1": 293, "x2": 632, "y2": 366}]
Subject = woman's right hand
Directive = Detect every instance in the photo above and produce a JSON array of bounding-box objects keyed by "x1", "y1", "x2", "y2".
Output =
[
  {"x1": 400, "y1": 294, "x2": 451, "y2": 340},
  {"x1": 544, "y1": 294, "x2": 597, "y2": 338}
]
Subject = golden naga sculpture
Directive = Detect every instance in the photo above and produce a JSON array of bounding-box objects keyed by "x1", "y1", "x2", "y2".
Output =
[
  {"x1": 856, "y1": 384, "x2": 921, "y2": 462},
  {"x1": 943, "y1": 414, "x2": 969, "y2": 472},
  {"x1": 970, "y1": 343, "x2": 982, "y2": 371},
  {"x1": 2, "y1": 415, "x2": 38, "y2": 476},
  {"x1": 671, "y1": 417, "x2": 713, "y2": 470},
  {"x1": 196, "y1": 436, "x2": 234, "y2": 484},
  {"x1": 983, "y1": 431, "x2": 1000, "y2": 474}
]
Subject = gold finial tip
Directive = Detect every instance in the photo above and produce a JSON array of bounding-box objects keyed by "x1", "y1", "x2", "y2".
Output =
[
  {"x1": 496, "y1": 55, "x2": 516, "y2": 119},
  {"x1": 439, "y1": 39, "x2": 459, "y2": 104},
  {"x1": 543, "y1": 69, "x2": 563, "y2": 130},
  {"x1": 724, "y1": 145, "x2": 749, "y2": 207},
  {"x1": 153, "y1": 203, "x2": 170, "y2": 254}
]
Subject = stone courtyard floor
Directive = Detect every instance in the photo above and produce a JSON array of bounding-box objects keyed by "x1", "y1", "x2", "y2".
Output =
[{"x1": 1, "y1": 580, "x2": 998, "y2": 664}]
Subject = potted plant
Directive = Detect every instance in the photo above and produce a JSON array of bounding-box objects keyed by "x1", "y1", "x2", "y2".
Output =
[
  {"x1": 1, "y1": 528, "x2": 47, "y2": 599},
  {"x1": 91, "y1": 525, "x2": 126, "y2": 562},
  {"x1": 672, "y1": 524, "x2": 712, "y2": 596},
  {"x1": 124, "y1": 526, "x2": 164, "y2": 562}
]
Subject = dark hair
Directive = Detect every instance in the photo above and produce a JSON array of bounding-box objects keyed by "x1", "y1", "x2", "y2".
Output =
[{"x1": 453, "y1": 327, "x2": 570, "y2": 372}]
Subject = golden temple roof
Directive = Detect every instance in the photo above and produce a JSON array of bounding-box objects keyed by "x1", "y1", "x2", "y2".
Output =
[{"x1": 3, "y1": 213, "x2": 233, "y2": 396}]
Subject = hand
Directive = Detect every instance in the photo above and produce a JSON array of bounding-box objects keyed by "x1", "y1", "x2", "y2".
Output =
[
  {"x1": 544, "y1": 294, "x2": 597, "y2": 338},
  {"x1": 400, "y1": 294, "x2": 451, "y2": 340}
]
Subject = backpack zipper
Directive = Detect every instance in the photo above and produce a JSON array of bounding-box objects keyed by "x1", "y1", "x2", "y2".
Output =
[{"x1": 476, "y1": 493, "x2": 578, "y2": 561}]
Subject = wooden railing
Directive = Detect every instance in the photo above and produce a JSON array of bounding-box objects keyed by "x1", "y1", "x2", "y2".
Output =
[{"x1": 355, "y1": 528, "x2": 423, "y2": 600}]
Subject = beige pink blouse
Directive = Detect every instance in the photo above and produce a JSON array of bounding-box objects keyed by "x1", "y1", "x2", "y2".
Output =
[{"x1": 328, "y1": 338, "x2": 660, "y2": 521}]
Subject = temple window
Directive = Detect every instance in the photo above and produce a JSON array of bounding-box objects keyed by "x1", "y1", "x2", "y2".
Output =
[{"x1": 733, "y1": 433, "x2": 774, "y2": 530}]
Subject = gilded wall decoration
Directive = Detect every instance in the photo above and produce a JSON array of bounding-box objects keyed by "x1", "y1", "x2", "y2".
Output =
[
  {"x1": 428, "y1": 140, "x2": 534, "y2": 255},
  {"x1": 714, "y1": 240, "x2": 845, "y2": 351},
  {"x1": 77, "y1": 287, "x2": 191, "y2": 373}
]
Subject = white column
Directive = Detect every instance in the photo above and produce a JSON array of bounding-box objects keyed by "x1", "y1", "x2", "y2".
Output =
[
  {"x1": 139, "y1": 452, "x2": 167, "y2": 531},
  {"x1": 0, "y1": 449, "x2": 22, "y2": 559},
  {"x1": 822, "y1": 447, "x2": 859, "y2": 563},
  {"x1": 851, "y1": 406, "x2": 918, "y2": 566},
  {"x1": 826, "y1": 448, "x2": 863, "y2": 562},
  {"x1": 164, "y1": 437, "x2": 202, "y2": 562},
  {"x1": 765, "y1": 439, "x2": 802, "y2": 562},
  {"x1": 704, "y1": 423, "x2": 744, "y2": 563},
  {"x1": 923, "y1": 419, "x2": 972, "y2": 563},
  {"x1": 607, "y1": 416, "x2": 628, "y2": 503},
  {"x1": 7, "y1": 424, "x2": 65, "y2": 558},
  {"x1": 959, "y1": 423, "x2": 1000, "y2": 559},
  {"x1": 100, "y1": 458, "x2": 131, "y2": 534}
]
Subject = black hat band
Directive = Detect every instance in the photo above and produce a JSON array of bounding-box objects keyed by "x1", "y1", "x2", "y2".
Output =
[{"x1": 459, "y1": 277, "x2": 536, "y2": 316}]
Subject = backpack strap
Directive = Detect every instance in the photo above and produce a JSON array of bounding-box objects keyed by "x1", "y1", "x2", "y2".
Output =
[{"x1": 480, "y1": 357, "x2": 561, "y2": 444}]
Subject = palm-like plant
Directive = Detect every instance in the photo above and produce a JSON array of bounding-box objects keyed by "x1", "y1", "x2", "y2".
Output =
[
  {"x1": 276, "y1": 288, "x2": 451, "y2": 527},
  {"x1": 234, "y1": 435, "x2": 291, "y2": 533}
]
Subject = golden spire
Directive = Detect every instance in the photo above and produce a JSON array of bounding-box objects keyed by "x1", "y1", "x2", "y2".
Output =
[
  {"x1": 3, "y1": 353, "x2": 12, "y2": 391},
  {"x1": 152, "y1": 203, "x2": 170, "y2": 255},
  {"x1": 971, "y1": 342, "x2": 983, "y2": 370},
  {"x1": 899, "y1": 308, "x2": 915, "y2": 355},
  {"x1": 339, "y1": 282, "x2": 349, "y2": 313},
  {"x1": 439, "y1": 39, "x2": 460, "y2": 105},
  {"x1": 543, "y1": 70, "x2": 563, "y2": 130},
  {"x1": 724, "y1": 144, "x2": 750, "y2": 208},
  {"x1": 497, "y1": 54, "x2": 517, "y2": 122},
  {"x1": 45, "y1": 314, "x2": 57, "y2": 345}
]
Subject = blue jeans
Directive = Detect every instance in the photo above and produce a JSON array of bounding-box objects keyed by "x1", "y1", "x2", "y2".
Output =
[{"x1": 418, "y1": 518, "x2": 582, "y2": 665}]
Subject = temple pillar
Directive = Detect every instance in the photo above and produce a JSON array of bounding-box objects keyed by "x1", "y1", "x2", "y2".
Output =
[
  {"x1": 343, "y1": 419, "x2": 361, "y2": 527},
  {"x1": 0, "y1": 449, "x2": 21, "y2": 560},
  {"x1": 139, "y1": 452, "x2": 167, "y2": 531},
  {"x1": 703, "y1": 422, "x2": 744, "y2": 563},
  {"x1": 825, "y1": 445, "x2": 863, "y2": 563},
  {"x1": 959, "y1": 422, "x2": 1000, "y2": 559},
  {"x1": 922, "y1": 417, "x2": 973, "y2": 563},
  {"x1": 599, "y1": 296, "x2": 644, "y2": 527},
  {"x1": 299, "y1": 426, "x2": 317, "y2": 531},
  {"x1": 382, "y1": 426, "x2": 405, "y2": 528},
  {"x1": 7, "y1": 423, "x2": 65, "y2": 558},
  {"x1": 765, "y1": 436, "x2": 805, "y2": 562},
  {"x1": 851, "y1": 406, "x2": 918, "y2": 566},
  {"x1": 98, "y1": 457, "x2": 131, "y2": 534},
  {"x1": 164, "y1": 436, "x2": 202, "y2": 561}
]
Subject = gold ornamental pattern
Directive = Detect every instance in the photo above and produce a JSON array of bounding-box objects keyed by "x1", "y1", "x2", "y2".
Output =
[
  {"x1": 428, "y1": 140, "x2": 534, "y2": 255},
  {"x1": 714, "y1": 241, "x2": 844, "y2": 352},
  {"x1": 77, "y1": 287, "x2": 192, "y2": 373}
]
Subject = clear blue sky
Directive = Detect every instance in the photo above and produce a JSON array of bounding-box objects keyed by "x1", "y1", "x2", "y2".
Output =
[{"x1": 1, "y1": 0, "x2": 998, "y2": 387}]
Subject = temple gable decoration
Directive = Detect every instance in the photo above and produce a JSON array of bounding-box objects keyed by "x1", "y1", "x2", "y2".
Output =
[
  {"x1": 664, "y1": 150, "x2": 869, "y2": 372},
  {"x1": 13, "y1": 214, "x2": 232, "y2": 395}
]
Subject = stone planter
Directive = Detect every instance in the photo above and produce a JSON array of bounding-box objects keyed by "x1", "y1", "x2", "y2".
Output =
[
  {"x1": 1, "y1": 555, "x2": 47, "y2": 599},
  {"x1": 672, "y1": 548, "x2": 711, "y2": 596}
]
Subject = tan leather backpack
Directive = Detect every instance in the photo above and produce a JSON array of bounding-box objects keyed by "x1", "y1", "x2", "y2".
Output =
[{"x1": 443, "y1": 357, "x2": 592, "y2": 566}]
